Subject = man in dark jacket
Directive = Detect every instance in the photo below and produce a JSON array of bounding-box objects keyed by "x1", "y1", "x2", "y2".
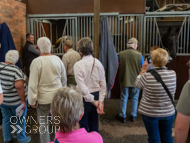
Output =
[
  {"x1": 22, "y1": 33, "x2": 40, "y2": 77},
  {"x1": 117, "y1": 37, "x2": 144, "y2": 123}
]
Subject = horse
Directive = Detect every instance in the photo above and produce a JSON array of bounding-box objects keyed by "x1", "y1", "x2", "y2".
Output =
[{"x1": 161, "y1": 27, "x2": 180, "y2": 59}]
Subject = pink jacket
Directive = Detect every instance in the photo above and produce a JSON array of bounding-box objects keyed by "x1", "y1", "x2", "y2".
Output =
[{"x1": 49, "y1": 128, "x2": 103, "y2": 143}]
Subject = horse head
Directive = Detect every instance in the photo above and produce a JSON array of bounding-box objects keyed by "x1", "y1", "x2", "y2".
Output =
[
  {"x1": 53, "y1": 35, "x2": 73, "y2": 49},
  {"x1": 161, "y1": 27, "x2": 179, "y2": 59}
]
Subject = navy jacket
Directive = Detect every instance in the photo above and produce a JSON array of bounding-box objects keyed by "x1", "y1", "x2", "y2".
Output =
[
  {"x1": 0, "y1": 23, "x2": 22, "y2": 69},
  {"x1": 99, "y1": 17, "x2": 118, "y2": 90}
]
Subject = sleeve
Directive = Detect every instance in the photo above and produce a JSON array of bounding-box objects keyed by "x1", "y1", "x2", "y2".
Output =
[
  {"x1": 140, "y1": 55, "x2": 144, "y2": 68},
  {"x1": 14, "y1": 68, "x2": 24, "y2": 81},
  {"x1": 74, "y1": 63, "x2": 95, "y2": 102},
  {"x1": 99, "y1": 66, "x2": 107, "y2": 102},
  {"x1": 0, "y1": 80, "x2": 3, "y2": 93},
  {"x1": 176, "y1": 81, "x2": 190, "y2": 116},
  {"x1": 135, "y1": 73, "x2": 147, "y2": 90},
  {"x1": 28, "y1": 45, "x2": 40, "y2": 56},
  {"x1": 28, "y1": 61, "x2": 39, "y2": 105},
  {"x1": 62, "y1": 55, "x2": 68, "y2": 73},
  {"x1": 60, "y1": 61, "x2": 67, "y2": 87}
]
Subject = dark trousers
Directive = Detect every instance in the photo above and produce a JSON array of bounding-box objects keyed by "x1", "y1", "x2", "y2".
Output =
[
  {"x1": 79, "y1": 91, "x2": 99, "y2": 132},
  {"x1": 142, "y1": 114, "x2": 175, "y2": 143}
]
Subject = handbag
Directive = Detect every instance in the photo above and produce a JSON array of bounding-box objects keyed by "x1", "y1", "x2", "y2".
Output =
[{"x1": 150, "y1": 69, "x2": 177, "y2": 115}]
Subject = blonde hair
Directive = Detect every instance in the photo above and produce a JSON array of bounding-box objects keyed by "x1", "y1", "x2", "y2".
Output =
[
  {"x1": 151, "y1": 48, "x2": 169, "y2": 68},
  {"x1": 37, "y1": 37, "x2": 51, "y2": 54},
  {"x1": 51, "y1": 87, "x2": 84, "y2": 133},
  {"x1": 5, "y1": 50, "x2": 19, "y2": 64}
]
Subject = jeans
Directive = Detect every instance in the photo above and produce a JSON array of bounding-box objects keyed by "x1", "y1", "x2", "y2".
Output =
[
  {"x1": 36, "y1": 104, "x2": 51, "y2": 143},
  {"x1": 0, "y1": 104, "x2": 27, "y2": 142},
  {"x1": 119, "y1": 86, "x2": 140, "y2": 118},
  {"x1": 79, "y1": 91, "x2": 99, "y2": 132},
  {"x1": 142, "y1": 114, "x2": 175, "y2": 143}
]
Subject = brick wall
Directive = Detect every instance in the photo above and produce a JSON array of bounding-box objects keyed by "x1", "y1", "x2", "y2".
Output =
[{"x1": 0, "y1": 0, "x2": 26, "y2": 53}]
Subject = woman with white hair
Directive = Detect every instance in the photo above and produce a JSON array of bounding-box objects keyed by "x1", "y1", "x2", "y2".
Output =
[
  {"x1": 28, "y1": 37, "x2": 67, "y2": 143},
  {"x1": 50, "y1": 87, "x2": 103, "y2": 143},
  {"x1": 74, "y1": 37, "x2": 106, "y2": 132},
  {"x1": 0, "y1": 50, "x2": 30, "y2": 143}
]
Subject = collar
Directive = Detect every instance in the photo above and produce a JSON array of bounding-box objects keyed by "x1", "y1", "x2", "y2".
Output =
[
  {"x1": 127, "y1": 47, "x2": 135, "y2": 50},
  {"x1": 82, "y1": 55, "x2": 93, "y2": 60},
  {"x1": 153, "y1": 67, "x2": 167, "y2": 70},
  {"x1": 54, "y1": 128, "x2": 87, "y2": 139},
  {"x1": 26, "y1": 41, "x2": 33, "y2": 45},
  {"x1": 66, "y1": 48, "x2": 74, "y2": 53}
]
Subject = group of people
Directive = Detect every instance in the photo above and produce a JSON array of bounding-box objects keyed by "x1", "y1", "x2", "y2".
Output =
[
  {"x1": 0, "y1": 35, "x2": 106, "y2": 143},
  {"x1": 0, "y1": 33, "x2": 190, "y2": 143}
]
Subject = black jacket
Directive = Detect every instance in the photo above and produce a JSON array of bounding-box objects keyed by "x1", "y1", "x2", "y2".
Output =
[{"x1": 22, "y1": 41, "x2": 39, "y2": 68}]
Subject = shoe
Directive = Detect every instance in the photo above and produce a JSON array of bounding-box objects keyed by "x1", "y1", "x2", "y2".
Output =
[
  {"x1": 18, "y1": 136, "x2": 31, "y2": 143},
  {"x1": 4, "y1": 138, "x2": 17, "y2": 143},
  {"x1": 116, "y1": 114, "x2": 126, "y2": 123},
  {"x1": 130, "y1": 116, "x2": 137, "y2": 122}
]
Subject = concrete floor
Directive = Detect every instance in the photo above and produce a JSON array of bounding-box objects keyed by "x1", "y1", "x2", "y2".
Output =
[{"x1": 0, "y1": 99, "x2": 176, "y2": 143}]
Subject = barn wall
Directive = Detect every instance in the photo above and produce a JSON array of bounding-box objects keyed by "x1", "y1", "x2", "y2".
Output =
[
  {"x1": 25, "y1": 0, "x2": 146, "y2": 14},
  {"x1": 0, "y1": 0, "x2": 26, "y2": 53}
]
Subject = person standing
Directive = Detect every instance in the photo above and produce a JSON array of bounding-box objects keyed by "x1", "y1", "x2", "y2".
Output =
[
  {"x1": 117, "y1": 37, "x2": 144, "y2": 123},
  {"x1": 74, "y1": 37, "x2": 106, "y2": 132},
  {"x1": 0, "y1": 50, "x2": 30, "y2": 143},
  {"x1": 28, "y1": 37, "x2": 67, "y2": 143},
  {"x1": 175, "y1": 80, "x2": 190, "y2": 143},
  {"x1": 62, "y1": 40, "x2": 81, "y2": 86},
  {"x1": 135, "y1": 48, "x2": 176, "y2": 143},
  {"x1": 22, "y1": 33, "x2": 40, "y2": 78}
]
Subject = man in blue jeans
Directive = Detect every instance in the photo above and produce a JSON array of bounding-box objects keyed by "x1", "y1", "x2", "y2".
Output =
[{"x1": 117, "y1": 37, "x2": 144, "y2": 123}]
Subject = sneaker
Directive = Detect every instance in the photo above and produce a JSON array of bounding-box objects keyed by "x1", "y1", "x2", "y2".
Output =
[
  {"x1": 116, "y1": 114, "x2": 126, "y2": 123},
  {"x1": 18, "y1": 136, "x2": 31, "y2": 143},
  {"x1": 130, "y1": 116, "x2": 137, "y2": 122}
]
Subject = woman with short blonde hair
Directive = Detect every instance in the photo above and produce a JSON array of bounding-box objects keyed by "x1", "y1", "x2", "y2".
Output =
[
  {"x1": 51, "y1": 87, "x2": 103, "y2": 143},
  {"x1": 135, "y1": 48, "x2": 176, "y2": 143}
]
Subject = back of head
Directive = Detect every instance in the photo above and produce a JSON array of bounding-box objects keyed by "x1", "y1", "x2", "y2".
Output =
[
  {"x1": 78, "y1": 37, "x2": 94, "y2": 56},
  {"x1": 37, "y1": 37, "x2": 51, "y2": 54},
  {"x1": 51, "y1": 87, "x2": 84, "y2": 133},
  {"x1": 5, "y1": 50, "x2": 19, "y2": 64},
  {"x1": 64, "y1": 40, "x2": 73, "y2": 49},
  {"x1": 127, "y1": 37, "x2": 138, "y2": 49},
  {"x1": 151, "y1": 48, "x2": 169, "y2": 68}
]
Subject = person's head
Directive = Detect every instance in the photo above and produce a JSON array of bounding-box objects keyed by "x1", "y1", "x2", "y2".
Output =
[
  {"x1": 51, "y1": 87, "x2": 84, "y2": 133},
  {"x1": 63, "y1": 40, "x2": 73, "y2": 53},
  {"x1": 150, "y1": 46, "x2": 160, "y2": 54},
  {"x1": 26, "y1": 33, "x2": 34, "y2": 44},
  {"x1": 77, "y1": 37, "x2": 94, "y2": 56},
  {"x1": 151, "y1": 48, "x2": 169, "y2": 68},
  {"x1": 5, "y1": 50, "x2": 19, "y2": 64},
  {"x1": 127, "y1": 37, "x2": 138, "y2": 50},
  {"x1": 37, "y1": 37, "x2": 51, "y2": 54}
]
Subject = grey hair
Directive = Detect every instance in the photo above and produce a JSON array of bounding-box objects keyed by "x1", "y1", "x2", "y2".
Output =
[
  {"x1": 5, "y1": 50, "x2": 19, "y2": 64},
  {"x1": 78, "y1": 37, "x2": 94, "y2": 56},
  {"x1": 37, "y1": 37, "x2": 51, "y2": 54},
  {"x1": 51, "y1": 87, "x2": 84, "y2": 133}
]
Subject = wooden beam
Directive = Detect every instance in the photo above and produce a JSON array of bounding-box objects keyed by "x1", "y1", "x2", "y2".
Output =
[{"x1": 94, "y1": 0, "x2": 100, "y2": 59}]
